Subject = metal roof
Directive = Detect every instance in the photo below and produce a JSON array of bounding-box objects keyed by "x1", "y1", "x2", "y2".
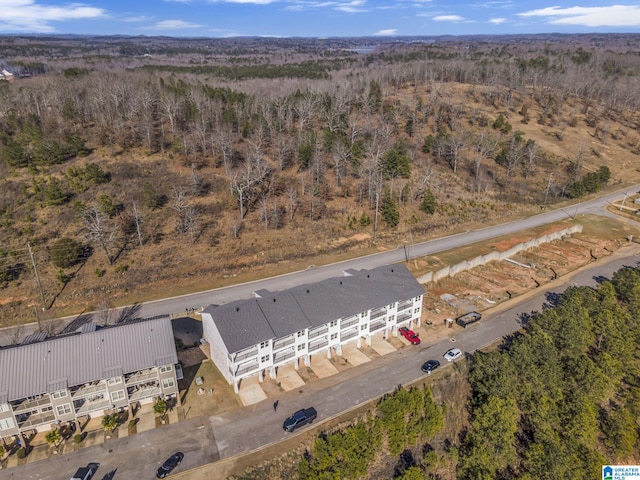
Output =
[
  {"x1": 204, "y1": 264, "x2": 425, "y2": 354},
  {"x1": 0, "y1": 318, "x2": 178, "y2": 403}
]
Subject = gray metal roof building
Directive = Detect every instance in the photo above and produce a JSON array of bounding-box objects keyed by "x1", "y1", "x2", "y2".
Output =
[
  {"x1": 0, "y1": 318, "x2": 178, "y2": 403},
  {"x1": 203, "y1": 264, "x2": 425, "y2": 354}
]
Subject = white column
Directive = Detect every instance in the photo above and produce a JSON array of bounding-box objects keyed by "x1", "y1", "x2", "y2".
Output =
[
  {"x1": 269, "y1": 366, "x2": 277, "y2": 379},
  {"x1": 233, "y1": 380, "x2": 239, "y2": 394}
]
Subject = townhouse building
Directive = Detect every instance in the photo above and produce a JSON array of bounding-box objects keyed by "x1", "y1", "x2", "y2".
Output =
[
  {"x1": 202, "y1": 264, "x2": 425, "y2": 392},
  {"x1": 0, "y1": 318, "x2": 179, "y2": 442}
]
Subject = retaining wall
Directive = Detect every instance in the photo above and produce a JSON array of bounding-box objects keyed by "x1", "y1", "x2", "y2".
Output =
[{"x1": 417, "y1": 224, "x2": 583, "y2": 284}]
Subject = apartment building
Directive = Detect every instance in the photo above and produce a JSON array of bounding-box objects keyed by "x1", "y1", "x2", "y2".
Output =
[
  {"x1": 202, "y1": 264, "x2": 424, "y2": 392},
  {"x1": 0, "y1": 318, "x2": 179, "y2": 441}
]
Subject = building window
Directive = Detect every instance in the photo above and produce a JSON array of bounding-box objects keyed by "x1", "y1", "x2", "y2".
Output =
[
  {"x1": 51, "y1": 390, "x2": 67, "y2": 399},
  {"x1": 415, "y1": 296, "x2": 422, "y2": 302},
  {"x1": 330, "y1": 333, "x2": 338, "y2": 340},
  {"x1": 107, "y1": 377, "x2": 122, "y2": 386},
  {"x1": 260, "y1": 341, "x2": 269, "y2": 348},
  {"x1": 360, "y1": 312, "x2": 366, "y2": 317},
  {"x1": 0, "y1": 418, "x2": 16, "y2": 431},
  {"x1": 162, "y1": 378, "x2": 175, "y2": 389},
  {"x1": 297, "y1": 330, "x2": 305, "y2": 337},
  {"x1": 111, "y1": 390, "x2": 126, "y2": 403},
  {"x1": 159, "y1": 365, "x2": 173, "y2": 373},
  {"x1": 330, "y1": 320, "x2": 338, "y2": 327},
  {"x1": 297, "y1": 344, "x2": 305, "y2": 351},
  {"x1": 261, "y1": 355, "x2": 270, "y2": 363},
  {"x1": 56, "y1": 404, "x2": 72, "y2": 416},
  {"x1": 361, "y1": 324, "x2": 367, "y2": 331},
  {"x1": 414, "y1": 308, "x2": 420, "y2": 313},
  {"x1": 0, "y1": 403, "x2": 10, "y2": 413}
]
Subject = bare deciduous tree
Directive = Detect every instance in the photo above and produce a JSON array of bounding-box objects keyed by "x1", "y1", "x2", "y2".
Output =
[{"x1": 83, "y1": 205, "x2": 117, "y2": 265}]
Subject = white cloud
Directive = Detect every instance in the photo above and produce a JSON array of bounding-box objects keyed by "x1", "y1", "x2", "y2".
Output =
[
  {"x1": 221, "y1": 0, "x2": 277, "y2": 4},
  {"x1": 489, "y1": 17, "x2": 507, "y2": 24},
  {"x1": 206, "y1": 0, "x2": 276, "y2": 4},
  {"x1": 518, "y1": 5, "x2": 640, "y2": 27},
  {"x1": 124, "y1": 15, "x2": 153, "y2": 23},
  {"x1": 374, "y1": 28, "x2": 398, "y2": 35},
  {"x1": 0, "y1": 0, "x2": 107, "y2": 32},
  {"x1": 284, "y1": 0, "x2": 337, "y2": 11},
  {"x1": 335, "y1": 0, "x2": 367, "y2": 13},
  {"x1": 145, "y1": 19, "x2": 204, "y2": 29},
  {"x1": 472, "y1": 0, "x2": 513, "y2": 8},
  {"x1": 433, "y1": 14, "x2": 465, "y2": 22}
]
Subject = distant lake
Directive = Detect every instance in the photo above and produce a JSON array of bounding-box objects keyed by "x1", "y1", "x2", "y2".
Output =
[{"x1": 345, "y1": 46, "x2": 377, "y2": 54}]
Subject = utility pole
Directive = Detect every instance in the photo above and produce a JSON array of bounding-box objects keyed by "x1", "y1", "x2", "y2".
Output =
[
  {"x1": 33, "y1": 304, "x2": 42, "y2": 333},
  {"x1": 373, "y1": 190, "x2": 379, "y2": 244},
  {"x1": 543, "y1": 172, "x2": 553, "y2": 207},
  {"x1": 27, "y1": 242, "x2": 47, "y2": 311},
  {"x1": 620, "y1": 192, "x2": 629, "y2": 211}
]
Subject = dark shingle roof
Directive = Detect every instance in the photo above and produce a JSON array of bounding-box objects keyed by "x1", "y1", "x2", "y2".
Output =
[{"x1": 205, "y1": 264, "x2": 424, "y2": 354}]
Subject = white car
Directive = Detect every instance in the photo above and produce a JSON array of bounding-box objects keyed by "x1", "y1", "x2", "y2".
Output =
[{"x1": 443, "y1": 348, "x2": 462, "y2": 362}]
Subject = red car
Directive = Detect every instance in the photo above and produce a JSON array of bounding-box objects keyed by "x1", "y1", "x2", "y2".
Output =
[{"x1": 398, "y1": 326, "x2": 421, "y2": 345}]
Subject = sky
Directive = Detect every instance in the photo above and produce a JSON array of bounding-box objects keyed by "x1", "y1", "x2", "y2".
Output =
[{"x1": 1, "y1": 0, "x2": 640, "y2": 38}]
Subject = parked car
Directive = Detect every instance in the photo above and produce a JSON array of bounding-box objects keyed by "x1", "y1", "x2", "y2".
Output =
[
  {"x1": 443, "y1": 348, "x2": 463, "y2": 362},
  {"x1": 455, "y1": 311, "x2": 482, "y2": 328},
  {"x1": 156, "y1": 452, "x2": 184, "y2": 478},
  {"x1": 398, "y1": 326, "x2": 421, "y2": 345},
  {"x1": 421, "y1": 359, "x2": 440, "y2": 373},
  {"x1": 70, "y1": 463, "x2": 99, "y2": 480},
  {"x1": 283, "y1": 407, "x2": 317, "y2": 432}
]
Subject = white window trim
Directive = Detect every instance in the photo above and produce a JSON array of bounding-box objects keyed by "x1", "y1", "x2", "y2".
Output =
[
  {"x1": 111, "y1": 390, "x2": 126, "y2": 402},
  {"x1": 56, "y1": 403, "x2": 72, "y2": 416},
  {"x1": 0, "y1": 418, "x2": 16, "y2": 430},
  {"x1": 162, "y1": 378, "x2": 175, "y2": 389}
]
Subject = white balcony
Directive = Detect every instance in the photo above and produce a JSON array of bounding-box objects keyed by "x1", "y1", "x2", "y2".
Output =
[
  {"x1": 128, "y1": 385, "x2": 161, "y2": 402},
  {"x1": 71, "y1": 382, "x2": 108, "y2": 399},
  {"x1": 125, "y1": 370, "x2": 158, "y2": 386}
]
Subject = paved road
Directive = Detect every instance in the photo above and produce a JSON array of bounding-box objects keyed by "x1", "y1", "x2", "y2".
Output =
[
  {"x1": 1, "y1": 417, "x2": 217, "y2": 480},
  {"x1": 134, "y1": 185, "x2": 634, "y2": 318},
  {"x1": 1, "y1": 185, "x2": 636, "y2": 346},
  {"x1": 10, "y1": 244, "x2": 640, "y2": 480},
  {"x1": 206, "y1": 243, "x2": 640, "y2": 460}
]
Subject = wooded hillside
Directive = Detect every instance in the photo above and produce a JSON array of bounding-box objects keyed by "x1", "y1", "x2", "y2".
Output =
[{"x1": 1, "y1": 34, "x2": 639, "y2": 325}]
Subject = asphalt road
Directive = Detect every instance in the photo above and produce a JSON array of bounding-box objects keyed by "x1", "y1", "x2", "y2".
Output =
[
  {"x1": 1, "y1": 184, "x2": 635, "y2": 347},
  {"x1": 9, "y1": 244, "x2": 640, "y2": 480},
  {"x1": 134, "y1": 185, "x2": 634, "y2": 319},
  {"x1": 206, "y1": 243, "x2": 640, "y2": 460}
]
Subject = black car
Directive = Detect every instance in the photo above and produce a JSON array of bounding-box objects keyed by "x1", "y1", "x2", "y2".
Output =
[
  {"x1": 156, "y1": 452, "x2": 184, "y2": 478},
  {"x1": 283, "y1": 407, "x2": 317, "y2": 432},
  {"x1": 421, "y1": 359, "x2": 440, "y2": 373}
]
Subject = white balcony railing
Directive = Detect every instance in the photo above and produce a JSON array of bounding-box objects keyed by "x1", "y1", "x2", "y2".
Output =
[
  {"x1": 12, "y1": 396, "x2": 52, "y2": 413},
  {"x1": 125, "y1": 370, "x2": 158, "y2": 387},
  {"x1": 370, "y1": 320, "x2": 386, "y2": 332},
  {"x1": 71, "y1": 382, "x2": 108, "y2": 399}
]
